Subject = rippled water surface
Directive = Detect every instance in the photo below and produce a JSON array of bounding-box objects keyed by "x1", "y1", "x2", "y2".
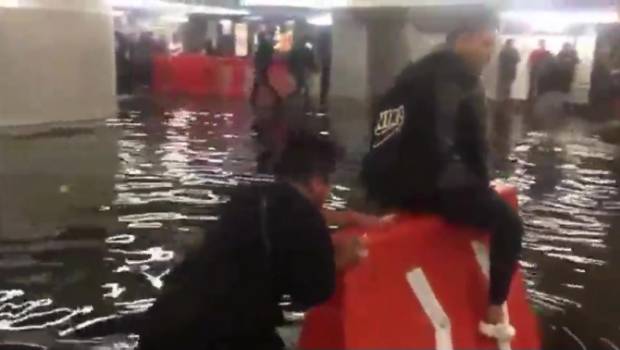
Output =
[{"x1": 1, "y1": 98, "x2": 619, "y2": 349}]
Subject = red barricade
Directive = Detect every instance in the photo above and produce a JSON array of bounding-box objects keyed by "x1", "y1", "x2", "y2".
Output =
[
  {"x1": 217, "y1": 57, "x2": 250, "y2": 98},
  {"x1": 152, "y1": 55, "x2": 173, "y2": 94},
  {"x1": 152, "y1": 54, "x2": 296, "y2": 99},
  {"x1": 299, "y1": 185, "x2": 541, "y2": 350},
  {"x1": 168, "y1": 54, "x2": 217, "y2": 95}
]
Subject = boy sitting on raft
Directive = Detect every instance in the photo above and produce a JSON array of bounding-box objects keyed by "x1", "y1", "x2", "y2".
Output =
[{"x1": 361, "y1": 10, "x2": 524, "y2": 328}]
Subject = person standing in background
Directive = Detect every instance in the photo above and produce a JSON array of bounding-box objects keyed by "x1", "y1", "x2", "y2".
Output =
[
  {"x1": 497, "y1": 39, "x2": 520, "y2": 102},
  {"x1": 590, "y1": 48, "x2": 613, "y2": 109},
  {"x1": 132, "y1": 32, "x2": 156, "y2": 89},
  {"x1": 556, "y1": 42, "x2": 580, "y2": 94},
  {"x1": 288, "y1": 36, "x2": 318, "y2": 109},
  {"x1": 251, "y1": 31, "x2": 281, "y2": 107},
  {"x1": 317, "y1": 31, "x2": 332, "y2": 111},
  {"x1": 528, "y1": 39, "x2": 553, "y2": 102},
  {"x1": 114, "y1": 31, "x2": 132, "y2": 95}
]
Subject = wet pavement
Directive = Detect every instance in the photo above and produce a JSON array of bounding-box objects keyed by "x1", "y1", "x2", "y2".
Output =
[{"x1": 1, "y1": 96, "x2": 619, "y2": 349}]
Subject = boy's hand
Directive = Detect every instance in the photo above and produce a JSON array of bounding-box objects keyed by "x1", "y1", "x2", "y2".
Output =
[{"x1": 333, "y1": 235, "x2": 367, "y2": 271}]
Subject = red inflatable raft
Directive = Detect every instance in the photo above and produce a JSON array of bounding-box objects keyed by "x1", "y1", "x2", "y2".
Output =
[{"x1": 299, "y1": 184, "x2": 541, "y2": 350}]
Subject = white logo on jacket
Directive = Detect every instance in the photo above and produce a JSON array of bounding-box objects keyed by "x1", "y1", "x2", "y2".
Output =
[{"x1": 373, "y1": 105, "x2": 405, "y2": 149}]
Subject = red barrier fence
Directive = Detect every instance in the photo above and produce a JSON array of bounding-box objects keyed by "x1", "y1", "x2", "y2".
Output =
[
  {"x1": 153, "y1": 54, "x2": 221, "y2": 96},
  {"x1": 218, "y1": 57, "x2": 250, "y2": 98},
  {"x1": 152, "y1": 54, "x2": 295, "y2": 98}
]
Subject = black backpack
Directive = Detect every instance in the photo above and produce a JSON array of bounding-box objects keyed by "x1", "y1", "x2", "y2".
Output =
[
  {"x1": 361, "y1": 55, "x2": 451, "y2": 207},
  {"x1": 361, "y1": 85, "x2": 409, "y2": 207}
]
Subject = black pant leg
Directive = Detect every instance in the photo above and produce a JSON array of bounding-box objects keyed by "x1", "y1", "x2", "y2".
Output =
[
  {"x1": 437, "y1": 188, "x2": 524, "y2": 305},
  {"x1": 250, "y1": 78, "x2": 261, "y2": 104}
]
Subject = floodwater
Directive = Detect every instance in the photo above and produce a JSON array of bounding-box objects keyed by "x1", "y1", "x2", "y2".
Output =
[{"x1": 1, "y1": 96, "x2": 619, "y2": 350}]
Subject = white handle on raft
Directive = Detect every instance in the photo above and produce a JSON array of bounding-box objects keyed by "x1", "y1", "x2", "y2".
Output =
[
  {"x1": 471, "y1": 241, "x2": 516, "y2": 350},
  {"x1": 479, "y1": 321, "x2": 516, "y2": 341}
]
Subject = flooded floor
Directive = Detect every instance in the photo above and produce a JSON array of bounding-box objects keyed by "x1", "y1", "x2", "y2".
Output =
[{"x1": 1, "y1": 96, "x2": 619, "y2": 349}]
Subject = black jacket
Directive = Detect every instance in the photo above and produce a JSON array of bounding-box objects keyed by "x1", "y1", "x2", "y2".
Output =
[
  {"x1": 499, "y1": 46, "x2": 520, "y2": 82},
  {"x1": 362, "y1": 50, "x2": 490, "y2": 208},
  {"x1": 255, "y1": 39, "x2": 275, "y2": 71},
  {"x1": 138, "y1": 182, "x2": 335, "y2": 350}
]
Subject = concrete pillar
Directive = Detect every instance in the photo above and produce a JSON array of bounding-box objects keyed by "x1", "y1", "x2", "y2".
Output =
[
  {"x1": 0, "y1": 1, "x2": 119, "y2": 239},
  {"x1": 366, "y1": 10, "x2": 415, "y2": 99},
  {"x1": 329, "y1": 8, "x2": 425, "y2": 160},
  {"x1": 0, "y1": 0, "x2": 116, "y2": 127},
  {"x1": 329, "y1": 9, "x2": 371, "y2": 160}
]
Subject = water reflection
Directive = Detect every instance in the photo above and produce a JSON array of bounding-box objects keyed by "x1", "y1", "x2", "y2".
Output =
[
  {"x1": 0, "y1": 98, "x2": 619, "y2": 349},
  {"x1": 0, "y1": 288, "x2": 91, "y2": 332},
  {"x1": 500, "y1": 114, "x2": 620, "y2": 349}
]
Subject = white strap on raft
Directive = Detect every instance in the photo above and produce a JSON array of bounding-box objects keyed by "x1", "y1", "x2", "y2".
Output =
[
  {"x1": 471, "y1": 241, "x2": 516, "y2": 349},
  {"x1": 479, "y1": 321, "x2": 516, "y2": 342}
]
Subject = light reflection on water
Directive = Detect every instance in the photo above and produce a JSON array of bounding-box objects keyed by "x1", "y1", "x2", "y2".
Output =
[
  {"x1": 1, "y1": 100, "x2": 619, "y2": 349},
  {"x1": 505, "y1": 125, "x2": 620, "y2": 349}
]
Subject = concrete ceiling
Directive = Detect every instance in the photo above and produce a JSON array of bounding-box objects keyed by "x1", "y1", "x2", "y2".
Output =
[{"x1": 168, "y1": 0, "x2": 616, "y2": 11}]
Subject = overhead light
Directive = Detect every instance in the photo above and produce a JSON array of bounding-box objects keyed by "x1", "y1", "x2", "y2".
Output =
[
  {"x1": 189, "y1": 5, "x2": 249, "y2": 16},
  {"x1": 308, "y1": 13, "x2": 332, "y2": 26},
  {"x1": 108, "y1": 0, "x2": 155, "y2": 8},
  {"x1": 108, "y1": 0, "x2": 249, "y2": 17},
  {"x1": 161, "y1": 14, "x2": 188, "y2": 23},
  {"x1": 500, "y1": 9, "x2": 618, "y2": 33},
  {"x1": 0, "y1": 0, "x2": 19, "y2": 8},
  {"x1": 245, "y1": 15, "x2": 263, "y2": 21},
  {"x1": 240, "y1": 0, "x2": 344, "y2": 8}
]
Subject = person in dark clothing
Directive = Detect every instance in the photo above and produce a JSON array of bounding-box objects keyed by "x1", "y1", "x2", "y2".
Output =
[
  {"x1": 528, "y1": 39, "x2": 553, "y2": 102},
  {"x1": 115, "y1": 31, "x2": 132, "y2": 95},
  {"x1": 288, "y1": 37, "x2": 317, "y2": 108},
  {"x1": 537, "y1": 56, "x2": 565, "y2": 96},
  {"x1": 250, "y1": 32, "x2": 281, "y2": 106},
  {"x1": 361, "y1": 11, "x2": 524, "y2": 327},
  {"x1": 317, "y1": 31, "x2": 332, "y2": 110},
  {"x1": 556, "y1": 42, "x2": 580, "y2": 93},
  {"x1": 136, "y1": 133, "x2": 363, "y2": 350},
  {"x1": 132, "y1": 32, "x2": 156, "y2": 89},
  {"x1": 590, "y1": 56, "x2": 614, "y2": 108},
  {"x1": 497, "y1": 39, "x2": 520, "y2": 102},
  {"x1": 205, "y1": 40, "x2": 217, "y2": 55}
]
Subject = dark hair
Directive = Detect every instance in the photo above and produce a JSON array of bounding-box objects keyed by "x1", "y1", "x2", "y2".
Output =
[
  {"x1": 446, "y1": 8, "x2": 499, "y2": 45},
  {"x1": 273, "y1": 132, "x2": 341, "y2": 183}
]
